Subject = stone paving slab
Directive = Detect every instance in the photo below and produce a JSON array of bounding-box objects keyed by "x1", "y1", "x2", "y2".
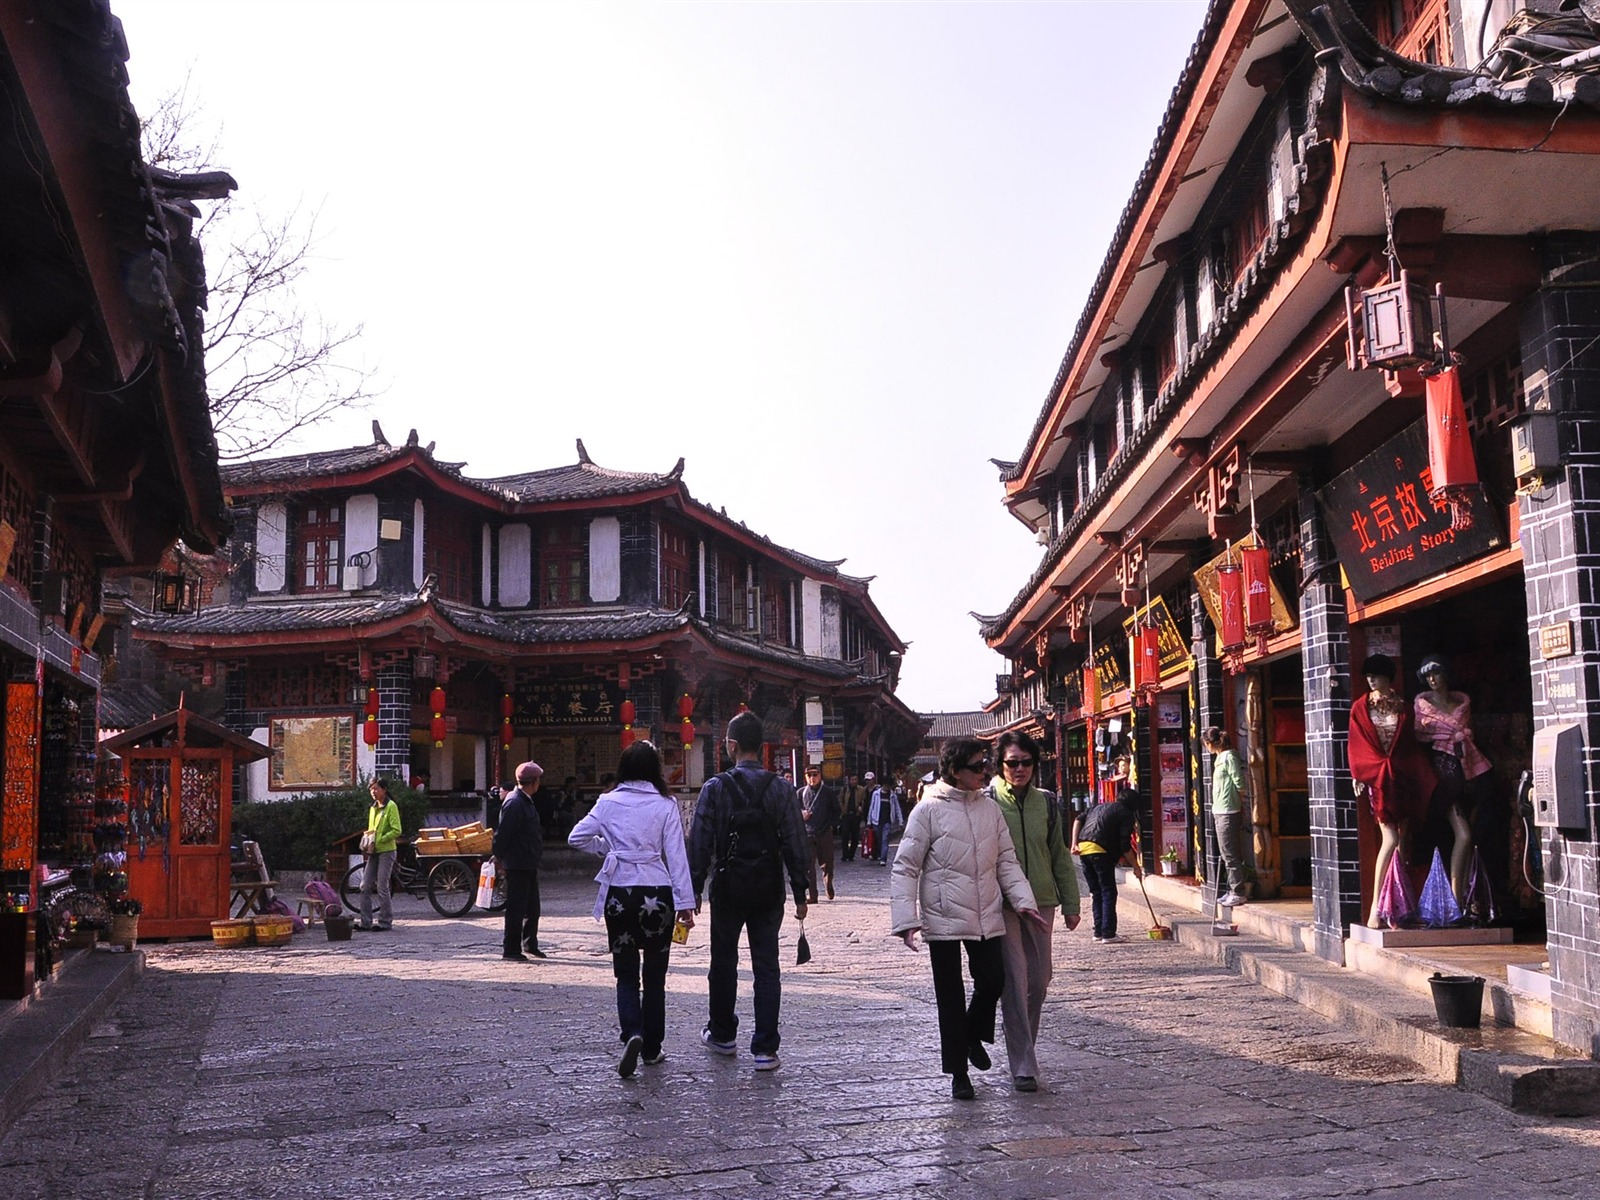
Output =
[{"x1": 2, "y1": 857, "x2": 1597, "y2": 1198}]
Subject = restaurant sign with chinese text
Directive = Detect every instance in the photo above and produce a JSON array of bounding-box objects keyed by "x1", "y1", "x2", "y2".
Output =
[
  {"x1": 1315, "y1": 420, "x2": 1504, "y2": 603},
  {"x1": 513, "y1": 679, "x2": 623, "y2": 727}
]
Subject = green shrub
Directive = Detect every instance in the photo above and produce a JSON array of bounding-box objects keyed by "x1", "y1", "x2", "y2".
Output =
[{"x1": 232, "y1": 779, "x2": 431, "y2": 872}]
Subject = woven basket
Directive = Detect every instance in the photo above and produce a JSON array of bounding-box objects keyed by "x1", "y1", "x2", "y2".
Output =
[
  {"x1": 109, "y1": 914, "x2": 139, "y2": 950},
  {"x1": 252, "y1": 915, "x2": 294, "y2": 947},
  {"x1": 211, "y1": 918, "x2": 253, "y2": 948}
]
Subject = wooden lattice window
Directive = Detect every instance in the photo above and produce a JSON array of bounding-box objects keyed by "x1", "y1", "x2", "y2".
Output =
[
  {"x1": 0, "y1": 461, "x2": 33, "y2": 590},
  {"x1": 49, "y1": 524, "x2": 97, "y2": 616},
  {"x1": 1375, "y1": 0, "x2": 1451, "y2": 65},
  {"x1": 661, "y1": 526, "x2": 692, "y2": 609},
  {"x1": 245, "y1": 663, "x2": 351, "y2": 711},
  {"x1": 427, "y1": 503, "x2": 475, "y2": 603},
  {"x1": 294, "y1": 503, "x2": 342, "y2": 594},
  {"x1": 179, "y1": 759, "x2": 221, "y2": 845},
  {"x1": 541, "y1": 520, "x2": 587, "y2": 607}
]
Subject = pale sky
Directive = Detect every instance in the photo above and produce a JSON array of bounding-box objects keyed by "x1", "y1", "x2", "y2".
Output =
[{"x1": 115, "y1": 0, "x2": 1208, "y2": 712}]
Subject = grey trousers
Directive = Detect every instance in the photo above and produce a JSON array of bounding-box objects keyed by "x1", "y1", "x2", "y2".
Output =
[
  {"x1": 999, "y1": 905, "x2": 1056, "y2": 1079},
  {"x1": 359, "y1": 849, "x2": 395, "y2": 927},
  {"x1": 1214, "y1": 810, "x2": 1249, "y2": 895}
]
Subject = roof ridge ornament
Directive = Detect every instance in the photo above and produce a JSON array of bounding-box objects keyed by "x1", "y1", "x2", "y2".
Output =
[
  {"x1": 372, "y1": 420, "x2": 388, "y2": 446},
  {"x1": 576, "y1": 438, "x2": 592, "y2": 464}
]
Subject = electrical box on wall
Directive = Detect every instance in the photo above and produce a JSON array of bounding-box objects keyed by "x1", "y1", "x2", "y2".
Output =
[{"x1": 1531, "y1": 722, "x2": 1587, "y2": 829}]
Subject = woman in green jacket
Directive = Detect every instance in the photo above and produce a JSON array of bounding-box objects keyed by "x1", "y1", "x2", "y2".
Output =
[
  {"x1": 989, "y1": 731, "x2": 1081, "y2": 1092},
  {"x1": 360, "y1": 778, "x2": 404, "y2": 931}
]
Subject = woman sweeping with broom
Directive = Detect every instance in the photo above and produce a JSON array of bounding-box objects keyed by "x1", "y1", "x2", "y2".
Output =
[{"x1": 1075, "y1": 786, "x2": 1143, "y2": 943}]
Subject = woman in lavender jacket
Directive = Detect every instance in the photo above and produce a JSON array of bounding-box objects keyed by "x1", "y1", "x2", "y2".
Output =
[{"x1": 569, "y1": 740, "x2": 696, "y2": 1078}]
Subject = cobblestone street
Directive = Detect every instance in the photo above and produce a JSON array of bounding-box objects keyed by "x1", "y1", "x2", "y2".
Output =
[{"x1": 3, "y1": 859, "x2": 1598, "y2": 1199}]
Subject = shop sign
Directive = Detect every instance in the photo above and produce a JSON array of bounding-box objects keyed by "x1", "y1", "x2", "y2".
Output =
[
  {"x1": 1091, "y1": 639, "x2": 1127, "y2": 695},
  {"x1": 1316, "y1": 420, "x2": 1504, "y2": 603},
  {"x1": 513, "y1": 679, "x2": 623, "y2": 727},
  {"x1": 1119, "y1": 597, "x2": 1191, "y2": 678},
  {"x1": 1540, "y1": 621, "x2": 1574, "y2": 660}
]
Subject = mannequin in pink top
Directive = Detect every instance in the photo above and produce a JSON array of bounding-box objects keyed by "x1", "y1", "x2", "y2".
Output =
[{"x1": 1412, "y1": 657, "x2": 1491, "y2": 908}]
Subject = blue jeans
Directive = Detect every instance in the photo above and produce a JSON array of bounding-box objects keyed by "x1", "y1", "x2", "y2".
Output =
[
  {"x1": 707, "y1": 900, "x2": 784, "y2": 1054},
  {"x1": 606, "y1": 885, "x2": 674, "y2": 1055},
  {"x1": 1081, "y1": 853, "x2": 1119, "y2": 938},
  {"x1": 875, "y1": 821, "x2": 894, "y2": 861}
]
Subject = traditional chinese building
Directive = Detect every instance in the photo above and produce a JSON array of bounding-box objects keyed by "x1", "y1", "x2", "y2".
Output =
[
  {"x1": 982, "y1": 0, "x2": 1600, "y2": 1054},
  {"x1": 131, "y1": 426, "x2": 922, "y2": 801},
  {"x1": 1, "y1": 0, "x2": 230, "y2": 993}
]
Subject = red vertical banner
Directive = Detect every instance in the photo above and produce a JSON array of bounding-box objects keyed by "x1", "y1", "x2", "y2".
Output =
[{"x1": 3, "y1": 682, "x2": 41, "y2": 871}]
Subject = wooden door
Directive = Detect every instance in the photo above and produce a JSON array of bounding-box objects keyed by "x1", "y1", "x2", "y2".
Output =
[{"x1": 127, "y1": 748, "x2": 234, "y2": 936}]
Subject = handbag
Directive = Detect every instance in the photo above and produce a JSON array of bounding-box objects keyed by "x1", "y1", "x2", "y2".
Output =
[
  {"x1": 795, "y1": 920, "x2": 812, "y2": 966},
  {"x1": 359, "y1": 831, "x2": 376, "y2": 855}
]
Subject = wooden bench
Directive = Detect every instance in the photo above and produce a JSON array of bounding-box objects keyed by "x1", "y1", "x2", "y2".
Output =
[{"x1": 229, "y1": 840, "x2": 279, "y2": 918}]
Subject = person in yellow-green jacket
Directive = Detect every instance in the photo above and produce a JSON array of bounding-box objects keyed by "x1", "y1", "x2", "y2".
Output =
[
  {"x1": 987, "y1": 730, "x2": 1081, "y2": 1093},
  {"x1": 359, "y1": 778, "x2": 404, "y2": 931}
]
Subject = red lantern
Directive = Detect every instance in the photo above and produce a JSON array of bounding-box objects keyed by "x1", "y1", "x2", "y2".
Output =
[
  {"x1": 1081, "y1": 664, "x2": 1100, "y2": 713},
  {"x1": 365, "y1": 687, "x2": 379, "y2": 719},
  {"x1": 1216, "y1": 560, "x2": 1246, "y2": 674},
  {"x1": 1425, "y1": 365, "x2": 1478, "y2": 531},
  {"x1": 499, "y1": 692, "x2": 513, "y2": 720},
  {"x1": 1241, "y1": 543, "x2": 1274, "y2": 654},
  {"x1": 430, "y1": 686, "x2": 446, "y2": 714},
  {"x1": 620, "y1": 726, "x2": 636, "y2": 750},
  {"x1": 1134, "y1": 622, "x2": 1161, "y2": 694},
  {"x1": 431, "y1": 716, "x2": 448, "y2": 746},
  {"x1": 499, "y1": 721, "x2": 513, "y2": 750},
  {"x1": 677, "y1": 693, "x2": 695, "y2": 721},
  {"x1": 620, "y1": 698, "x2": 636, "y2": 726},
  {"x1": 363, "y1": 717, "x2": 380, "y2": 747},
  {"x1": 682, "y1": 719, "x2": 695, "y2": 746}
]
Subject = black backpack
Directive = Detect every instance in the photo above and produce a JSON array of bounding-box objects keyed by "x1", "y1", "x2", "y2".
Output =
[{"x1": 711, "y1": 769, "x2": 785, "y2": 909}]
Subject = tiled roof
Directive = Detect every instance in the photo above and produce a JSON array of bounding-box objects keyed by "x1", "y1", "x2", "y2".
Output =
[
  {"x1": 97, "y1": 682, "x2": 171, "y2": 732},
  {"x1": 436, "y1": 602, "x2": 687, "y2": 644},
  {"x1": 921, "y1": 711, "x2": 991, "y2": 740},
  {"x1": 693, "y1": 621, "x2": 863, "y2": 680},
  {"x1": 1291, "y1": 0, "x2": 1600, "y2": 108},
  {"x1": 135, "y1": 596, "x2": 423, "y2": 635},
  {"x1": 488, "y1": 461, "x2": 675, "y2": 503},
  {"x1": 221, "y1": 443, "x2": 414, "y2": 486}
]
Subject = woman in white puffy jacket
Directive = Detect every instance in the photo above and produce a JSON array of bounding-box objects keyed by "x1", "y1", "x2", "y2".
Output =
[{"x1": 891, "y1": 737, "x2": 1041, "y2": 1100}]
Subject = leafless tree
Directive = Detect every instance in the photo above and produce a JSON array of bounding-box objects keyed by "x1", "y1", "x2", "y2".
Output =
[{"x1": 141, "y1": 84, "x2": 378, "y2": 459}]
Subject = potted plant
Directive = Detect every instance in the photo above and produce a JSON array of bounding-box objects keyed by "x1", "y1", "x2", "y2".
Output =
[
  {"x1": 1159, "y1": 848, "x2": 1181, "y2": 876},
  {"x1": 107, "y1": 896, "x2": 142, "y2": 950}
]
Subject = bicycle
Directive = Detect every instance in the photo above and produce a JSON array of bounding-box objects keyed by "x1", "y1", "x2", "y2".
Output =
[{"x1": 340, "y1": 837, "x2": 506, "y2": 918}]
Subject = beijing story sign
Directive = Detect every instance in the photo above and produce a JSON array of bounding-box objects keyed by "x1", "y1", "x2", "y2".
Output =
[{"x1": 1315, "y1": 420, "x2": 1504, "y2": 604}]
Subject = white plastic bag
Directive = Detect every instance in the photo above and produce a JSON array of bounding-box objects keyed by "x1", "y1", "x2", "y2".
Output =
[{"x1": 475, "y1": 860, "x2": 497, "y2": 910}]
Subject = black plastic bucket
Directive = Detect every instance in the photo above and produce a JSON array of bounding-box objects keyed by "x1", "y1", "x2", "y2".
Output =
[
  {"x1": 1429, "y1": 973, "x2": 1484, "y2": 1028},
  {"x1": 325, "y1": 914, "x2": 354, "y2": 943}
]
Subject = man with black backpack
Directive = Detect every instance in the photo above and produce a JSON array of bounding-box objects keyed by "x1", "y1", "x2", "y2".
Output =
[{"x1": 688, "y1": 711, "x2": 811, "y2": 1071}]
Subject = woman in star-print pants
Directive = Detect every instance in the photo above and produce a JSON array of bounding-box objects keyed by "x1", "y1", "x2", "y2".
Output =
[{"x1": 569, "y1": 740, "x2": 697, "y2": 1076}]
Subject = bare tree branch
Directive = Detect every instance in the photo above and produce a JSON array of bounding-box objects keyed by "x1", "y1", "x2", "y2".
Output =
[{"x1": 141, "y1": 87, "x2": 380, "y2": 460}]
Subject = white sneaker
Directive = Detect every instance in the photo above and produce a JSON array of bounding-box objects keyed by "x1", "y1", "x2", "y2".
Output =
[
  {"x1": 753, "y1": 1053, "x2": 781, "y2": 1072},
  {"x1": 1101, "y1": 935, "x2": 1128, "y2": 944},
  {"x1": 1220, "y1": 893, "x2": 1246, "y2": 907},
  {"x1": 701, "y1": 1028, "x2": 736, "y2": 1056}
]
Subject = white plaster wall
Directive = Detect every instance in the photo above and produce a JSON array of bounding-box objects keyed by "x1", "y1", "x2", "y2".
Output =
[
  {"x1": 820, "y1": 585, "x2": 842, "y2": 659},
  {"x1": 344, "y1": 493, "x2": 379, "y2": 590},
  {"x1": 474, "y1": 737, "x2": 488, "y2": 791},
  {"x1": 481, "y1": 524, "x2": 494, "y2": 604},
  {"x1": 499, "y1": 523, "x2": 532, "y2": 607},
  {"x1": 256, "y1": 502, "x2": 287, "y2": 593},
  {"x1": 801, "y1": 579, "x2": 824, "y2": 655},
  {"x1": 697, "y1": 540, "x2": 708, "y2": 617},
  {"x1": 413, "y1": 499, "x2": 426, "y2": 588},
  {"x1": 589, "y1": 516, "x2": 621, "y2": 603},
  {"x1": 244, "y1": 724, "x2": 377, "y2": 802}
]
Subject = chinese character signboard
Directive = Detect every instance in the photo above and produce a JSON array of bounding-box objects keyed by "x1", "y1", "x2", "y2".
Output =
[
  {"x1": 1120, "y1": 597, "x2": 1192, "y2": 677},
  {"x1": 1091, "y1": 638, "x2": 1127, "y2": 695},
  {"x1": 513, "y1": 679, "x2": 623, "y2": 728},
  {"x1": 1316, "y1": 420, "x2": 1504, "y2": 603}
]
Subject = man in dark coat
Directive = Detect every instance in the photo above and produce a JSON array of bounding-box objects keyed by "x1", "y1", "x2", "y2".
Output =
[
  {"x1": 494, "y1": 760, "x2": 546, "y2": 961},
  {"x1": 798, "y1": 764, "x2": 840, "y2": 901}
]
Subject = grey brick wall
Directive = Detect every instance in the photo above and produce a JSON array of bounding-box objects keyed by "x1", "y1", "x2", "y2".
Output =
[
  {"x1": 1518, "y1": 240, "x2": 1600, "y2": 1054},
  {"x1": 1191, "y1": 569, "x2": 1224, "y2": 906},
  {"x1": 376, "y1": 659, "x2": 411, "y2": 780},
  {"x1": 1300, "y1": 472, "x2": 1361, "y2": 965}
]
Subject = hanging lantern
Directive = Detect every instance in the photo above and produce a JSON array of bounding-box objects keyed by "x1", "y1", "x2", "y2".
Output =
[
  {"x1": 1133, "y1": 621, "x2": 1161, "y2": 695},
  {"x1": 430, "y1": 686, "x2": 447, "y2": 747},
  {"x1": 499, "y1": 721, "x2": 513, "y2": 750},
  {"x1": 681, "y1": 719, "x2": 695, "y2": 746},
  {"x1": 677, "y1": 693, "x2": 695, "y2": 721},
  {"x1": 1425, "y1": 364, "x2": 1478, "y2": 532},
  {"x1": 363, "y1": 717, "x2": 380, "y2": 747},
  {"x1": 1241, "y1": 543, "x2": 1275, "y2": 655},
  {"x1": 620, "y1": 698, "x2": 636, "y2": 726},
  {"x1": 365, "y1": 687, "x2": 380, "y2": 719},
  {"x1": 499, "y1": 692, "x2": 513, "y2": 720},
  {"x1": 1216, "y1": 560, "x2": 1247, "y2": 673},
  {"x1": 1081, "y1": 663, "x2": 1100, "y2": 714},
  {"x1": 620, "y1": 726, "x2": 636, "y2": 750}
]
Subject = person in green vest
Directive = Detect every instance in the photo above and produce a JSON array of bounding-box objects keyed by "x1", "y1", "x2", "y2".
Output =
[
  {"x1": 359, "y1": 778, "x2": 404, "y2": 931},
  {"x1": 988, "y1": 730, "x2": 1081, "y2": 1093}
]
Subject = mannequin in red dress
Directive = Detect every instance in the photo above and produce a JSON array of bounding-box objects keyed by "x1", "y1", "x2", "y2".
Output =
[{"x1": 1348, "y1": 654, "x2": 1436, "y2": 928}]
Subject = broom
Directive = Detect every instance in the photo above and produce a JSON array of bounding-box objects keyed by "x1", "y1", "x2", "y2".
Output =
[{"x1": 1129, "y1": 840, "x2": 1173, "y2": 940}]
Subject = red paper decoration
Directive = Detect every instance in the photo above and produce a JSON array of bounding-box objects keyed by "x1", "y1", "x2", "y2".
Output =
[
  {"x1": 1081, "y1": 664, "x2": 1100, "y2": 713},
  {"x1": 1425, "y1": 365, "x2": 1478, "y2": 531},
  {"x1": 1241, "y1": 543, "x2": 1275, "y2": 655},
  {"x1": 1133, "y1": 622, "x2": 1161, "y2": 695}
]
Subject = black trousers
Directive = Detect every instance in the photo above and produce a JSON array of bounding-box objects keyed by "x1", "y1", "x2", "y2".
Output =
[
  {"x1": 927, "y1": 936, "x2": 1005, "y2": 1076},
  {"x1": 503, "y1": 866, "x2": 541, "y2": 954}
]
